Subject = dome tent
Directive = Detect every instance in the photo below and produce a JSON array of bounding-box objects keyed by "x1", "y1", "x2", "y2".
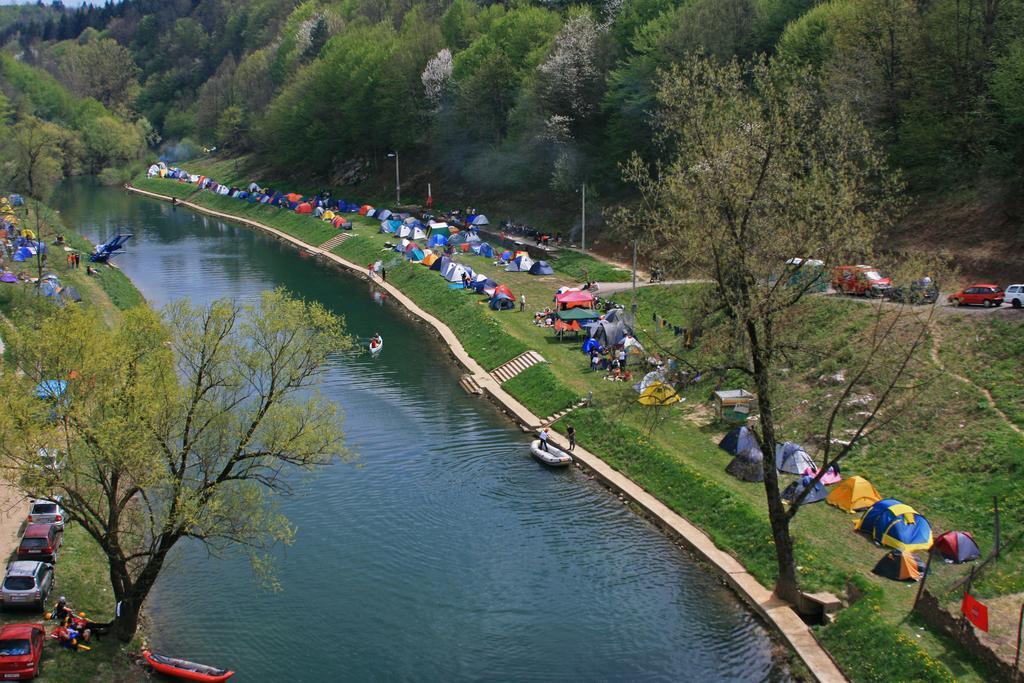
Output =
[
  {"x1": 872, "y1": 550, "x2": 924, "y2": 582},
  {"x1": 934, "y1": 531, "x2": 980, "y2": 563},
  {"x1": 775, "y1": 442, "x2": 816, "y2": 474},
  {"x1": 826, "y1": 476, "x2": 881, "y2": 512},
  {"x1": 726, "y1": 449, "x2": 764, "y2": 483},
  {"x1": 781, "y1": 476, "x2": 828, "y2": 504},
  {"x1": 719, "y1": 426, "x2": 759, "y2": 456},
  {"x1": 529, "y1": 260, "x2": 554, "y2": 275},
  {"x1": 856, "y1": 499, "x2": 933, "y2": 553}
]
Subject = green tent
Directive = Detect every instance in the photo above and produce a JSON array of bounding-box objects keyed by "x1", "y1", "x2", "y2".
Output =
[{"x1": 555, "y1": 309, "x2": 601, "y2": 322}]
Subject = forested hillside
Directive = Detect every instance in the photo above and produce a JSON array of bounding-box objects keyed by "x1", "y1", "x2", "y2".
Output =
[{"x1": 2, "y1": 0, "x2": 1023, "y2": 268}]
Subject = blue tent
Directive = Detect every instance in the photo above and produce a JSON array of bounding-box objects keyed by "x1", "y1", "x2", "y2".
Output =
[
  {"x1": 471, "y1": 275, "x2": 497, "y2": 293},
  {"x1": 35, "y1": 380, "x2": 67, "y2": 400},
  {"x1": 13, "y1": 247, "x2": 33, "y2": 261},
  {"x1": 9, "y1": 194, "x2": 24, "y2": 207},
  {"x1": 719, "y1": 426, "x2": 758, "y2": 456},
  {"x1": 489, "y1": 292, "x2": 515, "y2": 310},
  {"x1": 781, "y1": 476, "x2": 829, "y2": 504},
  {"x1": 380, "y1": 220, "x2": 402, "y2": 234},
  {"x1": 857, "y1": 499, "x2": 934, "y2": 552},
  {"x1": 474, "y1": 243, "x2": 495, "y2": 258},
  {"x1": 529, "y1": 260, "x2": 554, "y2": 275},
  {"x1": 581, "y1": 338, "x2": 602, "y2": 354},
  {"x1": 406, "y1": 247, "x2": 425, "y2": 262},
  {"x1": 428, "y1": 234, "x2": 448, "y2": 247},
  {"x1": 500, "y1": 251, "x2": 513, "y2": 261},
  {"x1": 505, "y1": 255, "x2": 534, "y2": 272}
]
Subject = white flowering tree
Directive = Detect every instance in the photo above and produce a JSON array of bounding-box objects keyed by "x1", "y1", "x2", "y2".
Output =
[
  {"x1": 536, "y1": 13, "x2": 602, "y2": 121},
  {"x1": 422, "y1": 48, "x2": 454, "y2": 110}
]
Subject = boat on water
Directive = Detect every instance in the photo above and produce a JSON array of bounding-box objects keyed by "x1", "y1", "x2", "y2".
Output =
[
  {"x1": 530, "y1": 439, "x2": 572, "y2": 467},
  {"x1": 369, "y1": 336, "x2": 383, "y2": 354},
  {"x1": 142, "y1": 650, "x2": 235, "y2": 682}
]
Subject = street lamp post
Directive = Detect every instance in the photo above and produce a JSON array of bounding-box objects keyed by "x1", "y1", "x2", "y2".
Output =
[
  {"x1": 580, "y1": 182, "x2": 586, "y2": 252},
  {"x1": 387, "y1": 152, "x2": 400, "y2": 206}
]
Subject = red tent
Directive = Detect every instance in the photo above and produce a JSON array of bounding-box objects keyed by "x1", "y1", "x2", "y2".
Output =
[
  {"x1": 555, "y1": 290, "x2": 595, "y2": 310},
  {"x1": 358, "y1": 205, "x2": 373, "y2": 216},
  {"x1": 493, "y1": 284, "x2": 514, "y2": 299},
  {"x1": 296, "y1": 202, "x2": 313, "y2": 214},
  {"x1": 935, "y1": 531, "x2": 981, "y2": 563}
]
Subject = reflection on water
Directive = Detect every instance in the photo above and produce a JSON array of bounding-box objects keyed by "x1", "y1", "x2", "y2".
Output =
[{"x1": 53, "y1": 180, "x2": 785, "y2": 681}]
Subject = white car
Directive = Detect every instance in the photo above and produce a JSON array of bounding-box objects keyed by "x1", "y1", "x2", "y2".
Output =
[
  {"x1": 27, "y1": 499, "x2": 65, "y2": 530},
  {"x1": 1004, "y1": 284, "x2": 1024, "y2": 309}
]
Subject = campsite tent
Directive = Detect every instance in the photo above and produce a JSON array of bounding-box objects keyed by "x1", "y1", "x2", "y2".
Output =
[
  {"x1": 935, "y1": 531, "x2": 980, "y2": 563},
  {"x1": 377, "y1": 209, "x2": 392, "y2": 221},
  {"x1": 802, "y1": 466, "x2": 842, "y2": 486},
  {"x1": 826, "y1": 476, "x2": 882, "y2": 512},
  {"x1": 35, "y1": 380, "x2": 68, "y2": 400},
  {"x1": 638, "y1": 382, "x2": 681, "y2": 406},
  {"x1": 470, "y1": 274, "x2": 497, "y2": 293},
  {"x1": 590, "y1": 318, "x2": 630, "y2": 347},
  {"x1": 442, "y1": 262, "x2": 474, "y2": 283},
  {"x1": 556, "y1": 290, "x2": 594, "y2": 310},
  {"x1": 505, "y1": 255, "x2": 534, "y2": 272},
  {"x1": 492, "y1": 284, "x2": 513, "y2": 300},
  {"x1": 467, "y1": 214, "x2": 489, "y2": 226},
  {"x1": 359, "y1": 205, "x2": 373, "y2": 216},
  {"x1": 720, "y1": 426, "x2": 759, "y2": 456},
  {"x1": 529, "y1": 260, "x2": 554, "y2": 276},
  {"x1": 431, "y1": 256, "x2": 449, "y2": 272},
  {"x1": 554, "y1": 308, "x2": 601, "y2": 335},
  {"x1": 489, "y1": 293, "x2": 515, "y2": 310},
  {"x1": 427, "y1": 234, "x2": 448, "y2": 247},
  {"x1": 428, "y1": 222, "x2": 451, "y2": 238},
  {"x1": 726, "y1": 449, "x2": 765, "y2": 482},
  {"x1": 633, "y1": 369, "x2": 665, "y2": 394},
  {"x1": 0, "y1": 272, "x2": 17, "y2": 283},
  {"x1": 775, "y1": 442, "x2": 816, "y2": 474},
  {"x1": 872, "y1": 551, "x2": 924, "y2": 582},
  {"x1": 781, "y1": 476, "x2": 829, "y2": 504},
  {"x1": 412, "y1": 227, "x2": 428, "y2": 241},
  {"x1": 296, "y1": 203, "x2": 313, "y2": 214},
  {"x1": 474, "y1": 243, "x2": 495, "y2": 258},
  {"x1": 421, "y1": 253, "x2": 439, "y2": 268},
  {"x1": 856, "y1": 499, "x2": 934, "y2": 552},
  {"x1": 582, "y1": 337, "x2": 602, "y2": 355}
]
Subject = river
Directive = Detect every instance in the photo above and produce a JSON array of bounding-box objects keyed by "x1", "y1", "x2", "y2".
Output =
[{"x1": 53, "y1": 179, "x2": 785, "y2": 681}]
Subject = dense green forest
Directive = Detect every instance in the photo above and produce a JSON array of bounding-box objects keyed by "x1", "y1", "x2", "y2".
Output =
[{"x1": 1, "y1": 0, "x2": 1023, "y2": 233}]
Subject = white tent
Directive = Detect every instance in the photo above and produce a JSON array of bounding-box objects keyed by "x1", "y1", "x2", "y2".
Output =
[
  {"x1": 470, "y1": 215, "x2": 489, "y2": 225},
  {"x1": 412, "y1": 227, "x2": 427, "y2": 241},
  {"x1": 442, "y1": 262, "x2": 475, "y2": 283},
  {"x1": 398, "y1": 225, "x2": 412, "y2": 238},
  {"x1": 377, "y1": 209, "x2": 393, "y2": 220},
  {"x1": 775, "y1": 442, "x2": 816, "y2": 474}
]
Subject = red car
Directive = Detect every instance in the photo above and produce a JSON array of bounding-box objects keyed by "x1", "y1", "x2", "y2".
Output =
[
  {"x1": 832, "y1": 265, "x2": 893, "y2": 296},
  {"x1": 948, "y1": 284, "x2": 1003, "y2": 307},
  {"x1": 16, "y1": 525, "x2": 61, "y2": 565},
  {"x1": 0, "y1": 623, "x2": 45, "y2": 680}
]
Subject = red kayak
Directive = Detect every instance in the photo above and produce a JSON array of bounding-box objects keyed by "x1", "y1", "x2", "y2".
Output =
[{"x1": 143, "y1": 650, "x2": 234, "y2": 682}]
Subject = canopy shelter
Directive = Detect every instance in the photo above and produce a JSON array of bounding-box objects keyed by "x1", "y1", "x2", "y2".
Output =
[
  {"x1": 826, "y1": 476, "x2": 881, "y2": 512},
  {"x1": 856, "y1": 499, "x2": 933, "y2": 552},
  {"x1": 775, "y1": 442, "x2": 816, "y2": 474},
  {"x1": 555, "y1": 289, "x2": 595, "y2": 310},
  {"x1": 713, "y1": 389, "x2": 755, "y2": 421},
  {"x1": 935, "y1": 531, "x2": 980, "y2": 563},
  {"x1": 554, "y1": 308, "x2": 601, "y2": 336},
  {"x1": 872, "y1": 550, "x2": 924, "y2": 582}
]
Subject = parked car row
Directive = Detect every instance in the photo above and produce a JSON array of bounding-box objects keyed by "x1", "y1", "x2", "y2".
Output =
[
  {"x1": 829, "y1": 263, "x2": 1023, "y2": 310},
  {"x1": 0, "y1": 499, "x2": 67, "y2": 679}
]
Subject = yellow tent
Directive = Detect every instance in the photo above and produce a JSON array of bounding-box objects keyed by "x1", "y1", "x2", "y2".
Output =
[
  {"x1": 638, "y1": 381, "x2": 681, "y2": 406},
  {"x1": 20, "y1": 228, "x2": 35, "y2": 240},
  {"x1": 827, "y1": 475, "x2": 882, "y2": 513},
  {"x1": 323, "y1": 210, "x2": 335, "y2": 221},
  {"x1": 4, "y1": 214, "x2": 18, "y2": 225},
  {"x1": 421, "y1": 252, "x2": 439, "y2": 267}
]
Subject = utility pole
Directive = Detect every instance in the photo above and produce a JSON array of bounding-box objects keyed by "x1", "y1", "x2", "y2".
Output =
[
  {"x1": 581, "y1": 184, "x2": 587, "y2": 252},
  {"x1": 388, "y1": 152, "x2": 400, "y2": 206},
  {"x1": 631, "y1": 238, "x2": 638, "y2": 316}
]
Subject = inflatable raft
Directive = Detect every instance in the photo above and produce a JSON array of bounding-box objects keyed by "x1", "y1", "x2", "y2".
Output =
[
  {"x1": 530, "y1": 440, "x2": 572, "y2": 467},
  {"x1": 142, "y1": 650, "x2": 235, "y2": 682}
]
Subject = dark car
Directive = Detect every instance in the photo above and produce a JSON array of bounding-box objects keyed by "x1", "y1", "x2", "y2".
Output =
[
  {"x1": 886, "y1": 278, "x2": 940, "y2": 305},
  {"x1": 16, "y1": 525, "x2": 61, "y2": 565},
  {"x1": 0, "y1": 623, "x2": 45, "y2": 679},
  {"x1": 948, "y1": 284, "x2": 1003, "y2": 307}
]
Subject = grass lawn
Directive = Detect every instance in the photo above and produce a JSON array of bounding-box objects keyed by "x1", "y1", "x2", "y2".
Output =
[{"x1": 134, "y1": 171, "x2": 1020, "y2": 681}]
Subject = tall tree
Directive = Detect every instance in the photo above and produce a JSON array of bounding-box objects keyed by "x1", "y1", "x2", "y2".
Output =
[
  {"x1": 1, "y1": 115, "x2": 66, "y2": 200},
  {"x1": 0, "y1": 290, "x2": 351, "y2": 639},
  {"x1": 625, "y1": 55, "x2": 928, "y2": 605}
]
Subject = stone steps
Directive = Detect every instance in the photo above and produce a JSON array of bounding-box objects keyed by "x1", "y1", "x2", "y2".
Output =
[
  {"x1": 319, "y1": 232, "x2": 353, "y2": 251},
  {"x1": 459, "y1": 375, "x2": 484, "y2": 395},
  {"x1": 489, "y1": 351, "x2": 546, "y2": 384},
  {"x1": 540, "y1": 398, "x2": 590, "y2": 427}
]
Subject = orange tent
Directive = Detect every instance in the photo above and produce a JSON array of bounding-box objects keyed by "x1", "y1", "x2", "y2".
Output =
[
  {"x1": 358, "y1": 205, "x2": 373, "y2": 216},
  {"x1": 296, "y1": 202, "x2": 313, "y2": 214},
  {"x1": 286, "y1": 193, "x2": 303, "y2": 204}
]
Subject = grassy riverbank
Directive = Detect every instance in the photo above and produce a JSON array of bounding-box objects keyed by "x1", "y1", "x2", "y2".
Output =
[
  {"x1": 0, "y1": 198, "x2": 145, "y2": 681},
  {"x1": 132, "y1": 171, "x2": 1020, "y2": 681}
]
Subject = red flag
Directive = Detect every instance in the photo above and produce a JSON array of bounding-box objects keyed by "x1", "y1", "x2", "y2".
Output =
[{"x1": 961, "y1": 593, "x2": 989, "y2": 632}]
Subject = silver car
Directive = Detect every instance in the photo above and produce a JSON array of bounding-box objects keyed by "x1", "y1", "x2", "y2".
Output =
[
  {"x1": 0, "y1": 562, "x2": 54, "y2": 610},
  {"x1": 27, "y1": 499, "x2": 65, "y2": 530}
]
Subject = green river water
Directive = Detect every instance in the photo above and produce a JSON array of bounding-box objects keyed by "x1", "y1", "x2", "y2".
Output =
[{"x1": 53, "y1": 179, "x2": 787, "y2": 681}]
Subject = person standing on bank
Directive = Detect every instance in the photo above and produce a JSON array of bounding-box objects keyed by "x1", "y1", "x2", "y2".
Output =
[
  {"x1": 520, "y1": 293, "x2": 526, "y2": 312},
  {"x1": 567, "y1": 425, "x2": 576, "y2": 451}
]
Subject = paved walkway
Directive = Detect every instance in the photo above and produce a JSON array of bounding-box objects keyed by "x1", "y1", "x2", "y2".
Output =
[{"x1": 125, "y1": 184, "x2": 847, "y2": 682}]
